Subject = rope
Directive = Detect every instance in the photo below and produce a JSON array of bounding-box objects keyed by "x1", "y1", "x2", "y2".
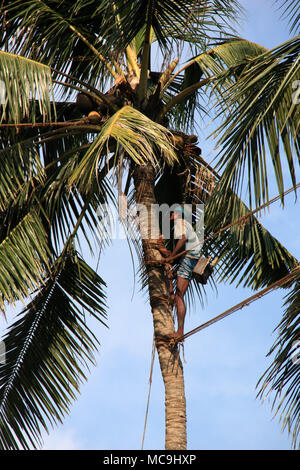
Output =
[
  {"x1": 141, "y1": 335, "x2": 156, "y2": 450},
  {"x1": 174, "y1": 266, "x2": 300, "y2": 344}
]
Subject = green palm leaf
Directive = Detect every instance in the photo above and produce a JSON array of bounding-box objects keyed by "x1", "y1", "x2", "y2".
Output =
[
  {"x1": 0, "y1": 251, "x2": 107, "y2": 450},
  {"x1": 192, "y1": 38, "x2": 267, "y2": 78},
  {"x1": 0, "y1": 51, "x2": 54, "y2": 124},
  {"x1": 0, "y1": 209, "x2": 51, "y2": 312},
  {"x1": 45, "y1": 151, "x2": 115, "y2": 254},
  {"x1": 1, "y1": 1, "x2": 115, "y2": 87},
  {"x1": 257, "y1": 268, "x2": 300, "y2": 449},
  {"x1": 204, "y1": 188, "x2": 298, "y2": 289},
  {"x1": 104, "y1": 0, "x2": 241, "y2": 49},
  {"x1": 212, "y1": 37, "x2": 300, "y2": 207},
  {"x1": 159, "y1": 39, "x2": 268, "y2": 129},
  {"x1": 276, "y1": 0, "x2": 300, "y2": 34},
  {"x1": 0, "y1": 134, "x2": 46, "y2": 210},
  {"x1": 68, "y1": 105, "x2": 178, "y2": 193}
]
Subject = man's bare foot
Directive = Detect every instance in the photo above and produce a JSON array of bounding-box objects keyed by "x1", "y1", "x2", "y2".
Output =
[
  {"x1": 165, "y1": 329, "x2": 184, "y2": 342},
  {"x1": 155, "y1": 330, "x2": 184, "y2": 344}
]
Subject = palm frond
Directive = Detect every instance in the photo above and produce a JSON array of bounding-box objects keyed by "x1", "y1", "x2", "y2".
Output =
[
  {"x1": 0, "y1": 209, "x2": 51, "y2": 312},
  {"x1": 0, "y1": 51, "x2": 54, "y2": 124},
  {"x1": 45, "y1": 150, "x2": 116, "y2": 254},
  {"x1": 193, "y1": 38, "x2": 268, "y2": 78},
  {"x1": 211, "y1": 37, "x2": 300, "y2": 207},
  {"x1": 204, "y1": 187, "x2": 299, "y2": 290},
  {"x1": 276, "y1": 0, "x2": 300, "y2": 34},
  {"x1": 0, "y1": 250, "x2": 107, "y2": 450},
  {"x1": 0, "y1": 99, "x2": 83, "y2": 204},
  {"x1": 257, "y1": 268, "x2": 300, "y2": 449},
  {"x1": 68, "y1": 105, "x2": 178, "y2": 193},
  {"x1": 103, "y1": 0, "x2": 241, "y2": 52},
  {"x1": 0, "y1": 135, "x2": 45, "y2": 211},
  {"x1": 160, "y1": 39, "x2": 268, "y2": 128},
  {"x1": 0, "y1": 105, "x2": 116, "y2": 257},
  {"x1": 1, "y1": 1, "x2": 114, "y2": 89}
]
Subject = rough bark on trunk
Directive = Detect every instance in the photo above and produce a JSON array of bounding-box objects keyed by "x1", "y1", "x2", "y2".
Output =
[{"x1": 133, "y1": 164, "x2": 187, "y2": 450}]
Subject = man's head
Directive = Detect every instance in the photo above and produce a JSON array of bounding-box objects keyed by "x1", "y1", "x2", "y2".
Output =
[{"x1": 170, "y1": 205, "x2": 186, "y2": 221}]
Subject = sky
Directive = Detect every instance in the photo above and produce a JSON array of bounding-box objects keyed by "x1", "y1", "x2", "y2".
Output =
[{"x1": 1, "y1": 0, "x2": 299, "y2": 451}]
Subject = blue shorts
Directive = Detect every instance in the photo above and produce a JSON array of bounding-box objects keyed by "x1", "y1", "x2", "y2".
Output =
[{"x1": 177, "y1": 255, "x2": 199, "y2": 281}]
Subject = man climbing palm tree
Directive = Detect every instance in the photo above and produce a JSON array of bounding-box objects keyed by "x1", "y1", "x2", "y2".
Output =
[
  {"x1": 0, "y1": 0, "x2": 298, "y2": 451},
  {"x1": 161, "y1": 206, "x2": 202, "y2": 340}
]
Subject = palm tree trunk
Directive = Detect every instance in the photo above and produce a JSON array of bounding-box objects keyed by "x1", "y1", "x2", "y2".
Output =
[{"x1": 133, "y1": 164, "x2": 187, "y2": 450}]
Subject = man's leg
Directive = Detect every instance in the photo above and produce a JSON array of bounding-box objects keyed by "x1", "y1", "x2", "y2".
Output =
[{"x1": 174, "y1": 276, "x2": 189, "y2": 339}]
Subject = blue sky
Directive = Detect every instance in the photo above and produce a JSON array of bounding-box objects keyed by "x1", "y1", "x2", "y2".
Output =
[{"x1": 0, "y1": 0, "x2": 299, "y2": 451}]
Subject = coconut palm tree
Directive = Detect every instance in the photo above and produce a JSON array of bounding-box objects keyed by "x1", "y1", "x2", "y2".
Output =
[{"x1": 0, "y1": 0, "x2": 299, "y2": 450}]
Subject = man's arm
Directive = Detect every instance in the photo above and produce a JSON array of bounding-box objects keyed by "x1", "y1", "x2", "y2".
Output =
[{"x1": 164, "y1": 235, "x2": 187, "y2": 263}]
